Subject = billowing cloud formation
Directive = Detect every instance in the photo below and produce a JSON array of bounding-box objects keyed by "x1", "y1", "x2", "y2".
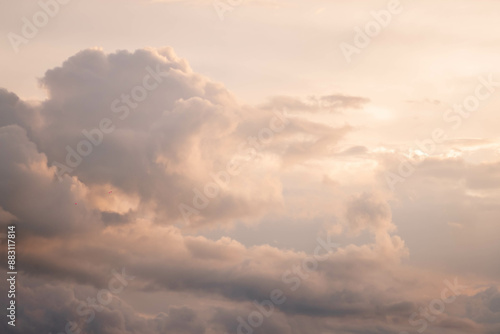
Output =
[
  {"x1": 4, "y1": 47, "x2": 366, "y2": 229},
  {"x1": 0, "y1": 47, "x2": 499, "y2": 334}
]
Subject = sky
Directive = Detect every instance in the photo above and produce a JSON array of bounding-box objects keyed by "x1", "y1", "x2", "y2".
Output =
[{"x1": 1, "y1": 0, "x2": 500, "y2": 333}]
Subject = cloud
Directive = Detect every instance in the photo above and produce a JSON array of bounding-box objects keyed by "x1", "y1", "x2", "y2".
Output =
[
  {"x1": 344, "y1": 192, "x2": 395, "y2": 236},
  {"x1": 1, "y1": 46, "x2": 499, "y2": 334},
  {"x1": 0, "y1": 47, "x2": 363, "y2": 230},
  {"x1": 262, "y1": 94, "x2": 370, "y2": 114},
  {"x1": 0, "y1": 125, "x2": 100, "y2": 237}
]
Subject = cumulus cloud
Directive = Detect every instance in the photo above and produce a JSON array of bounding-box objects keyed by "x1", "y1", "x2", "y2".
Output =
[
  {"x1": 1, "y1": 46, "x2": 499, "y2": 334},
  {"x1": 0, "y1": 47, "x2": 364, "y2": 230}
]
